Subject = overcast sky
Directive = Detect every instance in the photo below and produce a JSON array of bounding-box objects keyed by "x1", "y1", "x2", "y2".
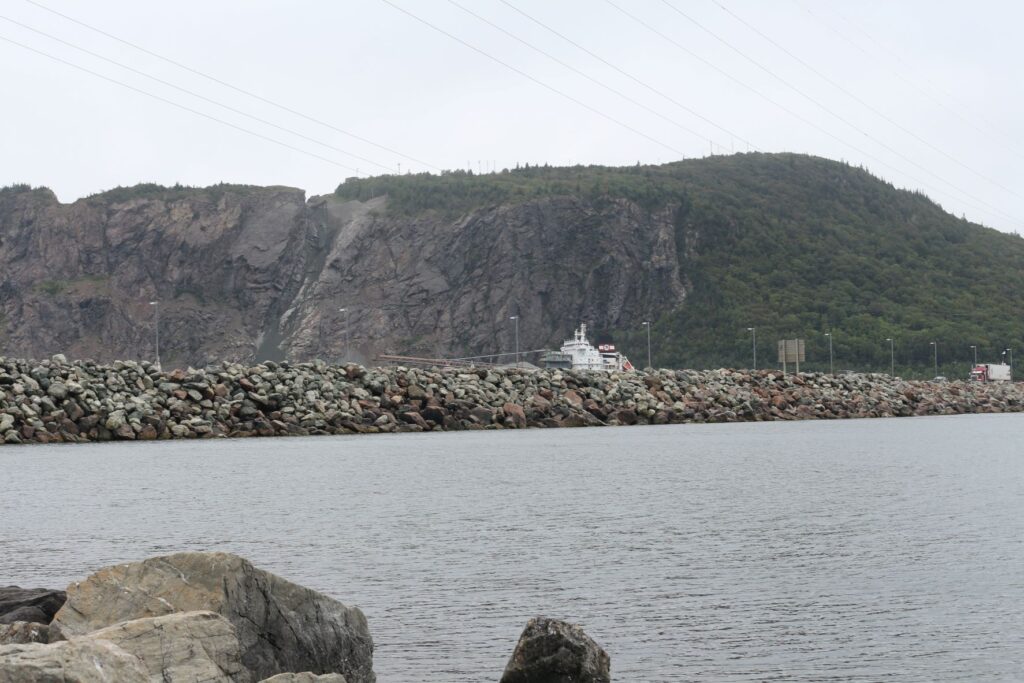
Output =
[{"x1": 1, "y1": 0, "x2": 1021, "y2": 232}]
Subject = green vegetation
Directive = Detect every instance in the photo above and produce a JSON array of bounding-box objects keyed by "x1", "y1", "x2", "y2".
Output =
[
  {"x1": 86, "y1": 182, "x2": 260, "y2": 204},
  {"x1": 339, "y1": 153, "x2": 1024, "y2": 379},
  {"x1": 36, "y1": 280, "x2": 69, "y2": 296}
]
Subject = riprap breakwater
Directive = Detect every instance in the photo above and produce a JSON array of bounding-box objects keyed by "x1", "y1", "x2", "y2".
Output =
[{"x1": 1, "y1": 355, "x2": 1022, "y2": 444}]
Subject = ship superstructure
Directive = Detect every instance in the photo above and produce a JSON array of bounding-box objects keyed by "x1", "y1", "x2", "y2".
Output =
[{"x1": 540, "y1": 324, "x2": 635, "y2": 372}]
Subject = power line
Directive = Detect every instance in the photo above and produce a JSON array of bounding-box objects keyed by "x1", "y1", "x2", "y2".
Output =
[
  {"x1": 20, "y1": 0, "x2": 440, "y2": 172},
  {"x1": 710, "y1": 0, "x2": 1024, "y2": 204},
  {"x1": 801, "y1": 0, "x2": 1024, "y2": 163},
  {"x1": 446, "y1": 0, "x2": 720, "y2": 150},
  {"x1": 656, "y1": 0, "x2": 1023, "y2": 226},
  {"x1": 496, "y1": 0, "x2": 759, "y2": 152},
  {"x1": 0, "y1": 14, "x2": 398, "y2": 173},
  {"x1": 602, "y1": 0, "x2": 1023, "y2": 229},
  {"x1": 0, "y1": 33, "x2": 363, "y2": 175},
  {"x1": 377, "y1": 0, "x2": 689, "y2": 158}
]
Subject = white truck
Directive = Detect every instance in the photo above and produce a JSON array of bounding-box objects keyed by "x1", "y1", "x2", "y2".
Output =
[{"x1": 969, "y1": 363, "x2": 1012, "y2": 382}]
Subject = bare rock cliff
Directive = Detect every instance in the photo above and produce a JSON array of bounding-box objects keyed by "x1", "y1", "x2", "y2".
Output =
[{"x1": 0, "y1": 185, "x2": 688, "y2": 365}]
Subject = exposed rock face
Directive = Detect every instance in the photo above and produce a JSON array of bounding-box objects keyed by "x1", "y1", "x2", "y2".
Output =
[
  {"x1": 51, "y1": 552, "x2": 374, "y2": 683},
  {"x1": 87, "y1": 611, "x2": 249, "y2": 683},
  {"x1": 0, "y1": 622, "x2": 49, "y2": 645},
  {"x1": 0, "y1": 638, "x2": 149, "y2": 682},
  {"x1": 0, "y1": 185, "x2": 687, "y2": 366},
  {"x1": 500, "y1": 617, "x2": 611, "y2": 683},
  {"x1": 0, "y1": 587, "x2": 66, "y2": 625}
]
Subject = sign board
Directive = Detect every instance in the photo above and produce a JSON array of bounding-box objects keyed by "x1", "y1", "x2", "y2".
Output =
[{"x1": 777, "y1": 339, "x2": 805, "y2": 364}]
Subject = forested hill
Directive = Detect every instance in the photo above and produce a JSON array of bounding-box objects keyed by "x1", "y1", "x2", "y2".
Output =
[
  {"x1": 334, "y1": 153, "x2": 1024, "y2": 377},
  {"x1": 2, "y1": 152, "x2": 1022, "y2": 378}
]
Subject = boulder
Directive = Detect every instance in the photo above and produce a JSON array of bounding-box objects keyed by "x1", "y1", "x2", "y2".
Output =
[
  {"x1": 260, "y1": 674, "x2": 348, "y2": 683},
  {"x1": 0, "y1": 622, "x2": 49, "y2": 645},
  {"x1": 0, "y1": 587, "x2": 66, "y2": 625},
  {"x1": 0, "y1": 638, "x2": 149, "y2": 682},
  {"x1": 87, "y1": 611, "x2": 249, "y2": 683},
  {"x1": 500, "y1": 617, "x2": 610, "y2": 683},
  {"x1": 50, "y1": 552, "x2": 375, "y2": 683}
]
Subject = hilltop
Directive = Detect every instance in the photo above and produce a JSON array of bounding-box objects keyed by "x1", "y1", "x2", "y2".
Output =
[{"x1": 1, "y1": 153, "x2": 1022, "y2": 377}]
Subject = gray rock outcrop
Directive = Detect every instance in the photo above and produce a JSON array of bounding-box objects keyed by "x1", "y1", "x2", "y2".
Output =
[
  {"x1": 87, "y1": 611, "x2": 249, "y2": 683},
  {"x1": 50, "y1": 552, "x2": 374, "y2": 683},
  {"x1": 500, "y1": 617, "x2": 610, "y2": 683},
  {"x1": 0, "y1": 638, "x2": 149, "y2": 682},
  {"x1": 0, "y1": 587, "x2": 66, "y2": 625}
]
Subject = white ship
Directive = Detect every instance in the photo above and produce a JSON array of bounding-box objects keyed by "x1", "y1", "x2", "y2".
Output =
[{"x1": 540, "y1": 324, "x2": 635, "y2": 372}]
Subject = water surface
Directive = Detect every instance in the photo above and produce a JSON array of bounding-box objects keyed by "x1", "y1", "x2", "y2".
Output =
[{"x1": 3, "y1": 415, "x2": 1023, "y2": 681}]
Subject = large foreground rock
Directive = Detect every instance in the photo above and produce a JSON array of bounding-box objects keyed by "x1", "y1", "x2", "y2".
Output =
[
  {"x1": 0, "y1": 638, "x2": 148, "y2": 682},
  {"x1": 500, "y1": 617, "x2": 611, "y2": 683},
  {"x1": 51, "y1": 552, "x2": 374, "y2": 682},
  {"x1": 0, "y1": 587, "x2": 66, "y2": 625},
  {"x1": 88, "y1": 611, "x2": 249, "y2": 683}
]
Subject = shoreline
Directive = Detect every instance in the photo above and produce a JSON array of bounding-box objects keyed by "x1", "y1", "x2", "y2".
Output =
[{"x1": 2, "y1": 355, "x2": 1022, "y2": 445}]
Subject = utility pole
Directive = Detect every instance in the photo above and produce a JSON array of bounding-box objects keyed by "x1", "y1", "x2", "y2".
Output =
[
  {"x1": 642, "y1": 321, "x2": 652, "y2": 369},
  {"x1": 970, "y1": 345, "x2": 977, "y2": 366},
  {"x1": 149, "y1": 300, "x2": 161, "y2": 370},
  {"x1": 886, "y1": 338, "x2": 894, "y2": 377},
  {"x1": 825, "y1": 332, "x2": 833, "y2": 374},
  {"x1": 339, "y1": 307, "x2": 349, "y2": 363},
  {"x1": 930, "y1": 341, "x2": 938, "y2": 378},
  {"x1": 1007, "y1": 348, "x2": 1014, "y2": 372},
  {"x1": 747, "y1": 327, "x2": 756, "y2": 370},
  {"x1": 510, "y1": 315, "x2": 519, "y2": 367}
]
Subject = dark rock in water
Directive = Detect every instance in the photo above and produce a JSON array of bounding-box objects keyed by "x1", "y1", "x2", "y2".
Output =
[
  {"x1": 0, "y1": 621, "x2": 49, "y2": 645},
  {"x1": 50, "y1": 552, "x2": 375, "y2": 683},
  {"x1": 260, "y1": 674, "x2": 348, "y2": 682},
  {"x1": 500, "y1": 617, "x2": 610, "y2": 683},
  {"x1": 0, "y1": 587, "x2": 66, "y2": 625}
]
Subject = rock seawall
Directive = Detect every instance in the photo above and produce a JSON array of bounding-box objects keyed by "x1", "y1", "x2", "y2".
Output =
[{"x1": 1, "y1": 355, "x2": 1022, "y2": 444}]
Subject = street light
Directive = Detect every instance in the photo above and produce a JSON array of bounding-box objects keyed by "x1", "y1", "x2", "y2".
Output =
[
  {"x1": 930, "y1": 341, "x2": 938, "y2": 378},
  {"x1": 641, "y1": 321, "x2": 652, "y2": 369},
  {"x1": 510, "y1": 315, "x2": 519, "y2": 367},
  {"x1": 824, "y1": 332, "x2": 833, "y2": 374},
  {"x1": 970, "y1": 345, "x2": 977, "y2": 366},
  {"x1": 338, "y1": 308, "x2": 349, "y2": 363},
  {"x1": 885, "y1": 338, "x2": 894, "y2": 376},
  {"x1": 746, "y1": 327, "x2": 756, "y2": 371},
  {"x1": 148, "y1": 300, "x2": 161, "y2": 371}
]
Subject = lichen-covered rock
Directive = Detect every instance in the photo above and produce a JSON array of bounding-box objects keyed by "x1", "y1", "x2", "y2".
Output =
[
  {"x1": 51, "y1": 552, "x2": 374, "y2": 683},
  {"x1": 87, "y1": 611, "x2": 249, "y2": 683},
  {"x1": 500, "y1": 617, "x2": 610, "y2": 683},
  {"x1": 0, "y1": 638, "x2": 149, "y2": 682},
  {"x1": 0, "y1": 622, "x2": 49, "y2": 645},
  {"x1": 0, "y1": 587, "x2": 66, "y2": 625}
]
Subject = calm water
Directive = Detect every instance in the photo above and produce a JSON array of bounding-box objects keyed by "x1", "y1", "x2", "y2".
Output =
[{"x1": 3, "y1": 415, "x2": 1024, "y2": 681}]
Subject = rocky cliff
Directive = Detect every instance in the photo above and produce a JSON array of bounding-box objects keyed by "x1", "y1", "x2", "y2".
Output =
[
  {"x1": 3, "y1": 153, "x2": 1023, "y2": 371},
  {"x1": 0, "y1": 183, "x2": 686, "y2": 367}
]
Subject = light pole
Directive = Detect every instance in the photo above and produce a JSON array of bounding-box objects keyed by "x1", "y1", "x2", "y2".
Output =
[
  {"x1": 825, "y1": 332, "x2": 833, "y2": 374},
  {"x1": 338, "y1": 307, "x2": 349, "y2": 363},
  {"x1": 970, "y1": 345, "x2": 977, "y2": 366},
  {"x1": 510, "y1": 315, "x2": 519, "y2": 367},
  {"x1": 885, "y1": 338, "x2": 894, "y2": 376},
  {"x1": 747, "y1": 327, "x2": 756, "y2": 370},
  {"x1": 642, "y1": 321, "x2": 652, "y2": 369},
  {"x1": 1006, "y1": 348, "x2": 1013, "y2": 372},
  {"x1": 930, "y1": 341, "x2": 938, "y2": 378},
  {"x1": 149, "y1": 300, "x2": 161, "y2": 370}
]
